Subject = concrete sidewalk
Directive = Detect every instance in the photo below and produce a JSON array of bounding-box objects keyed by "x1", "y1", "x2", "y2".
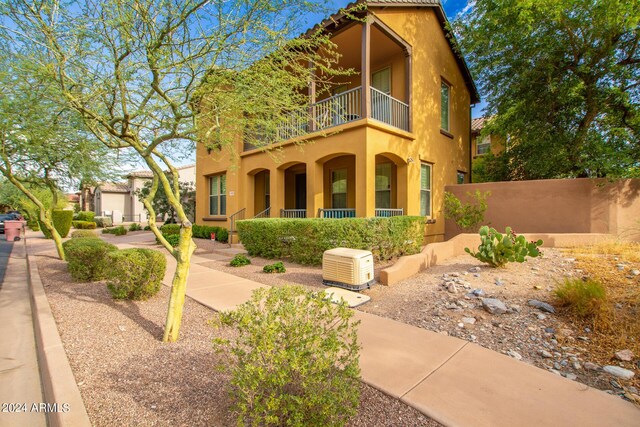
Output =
[
  {"x1": 0, "y1": 240, "x2": 46, "y2": 427},
  {"x1": 113, "y1": 235, "x2": 640, "y2": 427}
]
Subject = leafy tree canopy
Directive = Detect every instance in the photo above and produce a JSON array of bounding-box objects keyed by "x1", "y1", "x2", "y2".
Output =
[
  {"x1": 456, "y1": 0, "x2": 640, "y2": 180},
  {"x1": 136, "y1": 176, "x2": 195, "y2": 223}
]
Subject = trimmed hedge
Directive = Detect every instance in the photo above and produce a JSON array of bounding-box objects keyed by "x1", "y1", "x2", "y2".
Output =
[
  {"x1": 104, "y1": 248, "x2": 167, "y2": 300},
  {"x1": 71, "y1": 230, "x2": 98, "y2": 239},
  {"x1": 76, "y1": 211, "x2": 95, "y2": 222},
  {"x1": 159, "y1": 223, "x2": 229, "y2": 243},
  {"x1": 237, "y1": 216, "x2": 425, "y2": 265},
  {"x1": 102, "y1": 226, "x2": 127, "y2": 236},
  {"x1": 72, "y1": 220, "x2": 97, "y2": 229},
  {"x1": 62, "y1": 238, "x2": 118, "y2": 281},
  {"x1": 94, "y1": 216, "x2": 113, "y2": 228},
  {"x1": 40, "y1": 210, "x2": 74, "y2": 239}
]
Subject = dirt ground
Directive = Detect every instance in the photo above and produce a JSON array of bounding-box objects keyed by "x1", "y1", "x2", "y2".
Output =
[
  {"x1": 192, "y1": 239, "x2": 639, "y2": 405},
  {"x1": 36, "y1": 250, "x2": 440, "y2": 427}
]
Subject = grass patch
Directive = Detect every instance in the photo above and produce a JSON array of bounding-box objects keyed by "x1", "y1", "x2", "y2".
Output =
[{"x1": 555, "y1": 278, "x2": 606, "y2": 318}]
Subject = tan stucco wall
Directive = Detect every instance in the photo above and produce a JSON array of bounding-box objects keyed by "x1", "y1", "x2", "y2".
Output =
[
  {"x1": 195, "y1": 7, "x2": 473, "y2": 242},
  {"x1": 444, "y1": 178, "x2": 640, "y2": 241}
]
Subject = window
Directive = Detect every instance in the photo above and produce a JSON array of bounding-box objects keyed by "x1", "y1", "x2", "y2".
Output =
[
  {"x1": 476, "y1": 135, "x2": 491, "y2": 155},
  {"x1": 331, "y1": 169, "x2": 347, "y2": 209},
  {"x1": 441, "y1": 81, "x2": 450, "y2": 132},
  {"x1": 420, "y1": 163, "x2": 432, "y2": 217},
  {"x1": 209, "y1": 174, "x2": 226, "y2": 216},
  {"x1": 375, "y1": 163, "x2": 392, "y2": 209},
  {"x1": 372, "y1": 68, "x2": 391, "y2": 95},
  {"x1": 457, "y1": 171, "x2": 466, "y2": 185}
]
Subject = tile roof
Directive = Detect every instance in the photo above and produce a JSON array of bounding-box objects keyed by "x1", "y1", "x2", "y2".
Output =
[
  {"x1": 98, "y1": 182, "x2": 130, "y2": 193},
  {"x1": 471, "y1": 117, "x2": 488, "y2": 133}
]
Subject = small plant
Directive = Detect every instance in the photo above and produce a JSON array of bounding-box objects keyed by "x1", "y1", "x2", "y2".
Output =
[
  {"x1": 62, "y1": 238, "x2": 118, "y2": 281},
  {"x1": 104, "y1": 248, "x2": 167, "y2": 300},
  {"x1": 143, "y1": 225, "x2": 151, "y2": 231},
  {"x1": 76, "y1": 211, "x2": 95, "y2": 222},
  {"x1": 465, "y1": 226, "x2": 543, "y2": 268},
  {"x1": 94, "y1": 216, "x2": 113, "y2": 228},
  {"x1": 72, "y1": 220, "x2": 97, "y2": 229},
  {"x1": 129, "y1": 223, "x2": 142, "y2": 231},
  {"x1": 263, "y1": 261, "x2": 286, "y2": 273},
  {"x1": 444, "y1": 190, "x2": 490, "y2": 232},
  {"x1": 230, "y1": 253, "x2": 251, "y2": 267},
  {"x1": 555, "y1": 278, "x2": 606, "y2": 318},
  {"x1": 102, "y1": 226, "x2": 127, "y2": 236},
  {"x1": 163, "y1": 234, "x2": 180, "y2": 247},
  {"x1": 213, "y1": 285, "x2": 360, "y2": 427},
  {"x1": 71, "y1": 230, "x2": 97, "y2": 239}
]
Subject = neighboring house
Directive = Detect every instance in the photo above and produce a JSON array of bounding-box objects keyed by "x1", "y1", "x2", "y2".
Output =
[
  {"x1": 195, "y1": 0, "x2": 479, "y2": 243},
  {"x1": 471, "y1": 116, "x2": 503, "y2": 158},
  {"x1": 93, "y1": 164, "x2": 195, "y2": 223}
]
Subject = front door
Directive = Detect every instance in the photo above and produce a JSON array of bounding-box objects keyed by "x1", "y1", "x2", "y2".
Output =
[{"x1": 295, "y1": 173, "x2": 306, "y2": 210}]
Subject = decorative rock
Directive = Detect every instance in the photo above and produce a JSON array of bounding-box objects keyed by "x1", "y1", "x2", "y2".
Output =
[
  {"x1": 631, "y1": 269, "x2": 640, "y2": 276},
  {"x1": 447, "y1": 283, "x2": 458, "y2": 294},
  {"x1": 544, "y1": 327, "x2": 555, "y2": 334},
  {"x1": 564, "y1": 373, "x2": 577, "y2": 381},
  {"x1": 539, "y1": 350, "x2": 553, "y2": 358},
  {"x1": 528, "y1": 299, "x2": 556, "y2": 313},
  {"x1": 445, "y1": 303, "x2": 459, "y2": 310},
  {"x1": 533, "y1": 285, "x2": 543, "y2": 290},
  {"x1": 510, "y1": 304, "x2": 521, "y2": 313},
  {"x1": 536, "y1": 313, "x2": 547, "y2": 320},
  {"x1": 616, "y1": 264, "x2": 625, "y2": 271},
  {"x1": 461, "y1": 317, "x2": 477, "y2": 325},
  {"x1": 450, "y1": 272, "x2": 460, "y2": 277},
  {"x1": 481, "y1": 298, "x2": 508, "y2": 315},
  {"x1": 468, "y1": 266, "x2": 481, "y2": 273},
  {"x1": 457, "y1": 322, "x2": 464, "y2": 328},
  {"x1": 573, "y1": 362, "x2": 582, "y2": 370},
  {"x1": 603, "y1": 366, "x2": 635, "y2": 380},
  {"x1": 507, "y1": 350, "x2": 522, "y2": 360},
  {"x1": 615, "y1": 349, "x2": 634, "y2": 362},
  {"x1": 471, "y1": 288, "x2": 485, "y2": 297},
  {"x1": 495, "y1": 278, "x2": 505, "y2": 286}
]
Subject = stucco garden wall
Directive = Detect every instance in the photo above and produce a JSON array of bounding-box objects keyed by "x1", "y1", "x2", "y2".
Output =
[{"x1": 444, "y1": 178, "x2": 640, "y2": 241}]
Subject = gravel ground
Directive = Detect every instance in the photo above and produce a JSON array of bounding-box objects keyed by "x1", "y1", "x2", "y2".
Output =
[
  {"x1": 37, "y1": 250, "x2": 440, "y2": 427},
  {"x1": 190, "y1": 239, "x2": 639, "y2": 403}
]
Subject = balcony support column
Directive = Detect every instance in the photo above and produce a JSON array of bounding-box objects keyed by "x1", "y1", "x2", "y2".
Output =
[
  {"x1": 361, "y1": 18, "x2": 371, "y2": 120},
  {"x1": 308, "y1": 61, "x2": 316, "y2": 132},
  {"x1": 355, "y1": 151, "x2": 375, "y2": 218},
  {"x1": 306, "y1": 161, "x2": 323, "y2": 218},
  {"x1": 273, "y1": 167, "x2": 285, "y2": 218}
]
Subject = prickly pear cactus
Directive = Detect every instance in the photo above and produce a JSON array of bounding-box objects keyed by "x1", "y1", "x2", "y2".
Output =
[{"x1": 465, "y1": 226, "x2": 543, "y2": 267}]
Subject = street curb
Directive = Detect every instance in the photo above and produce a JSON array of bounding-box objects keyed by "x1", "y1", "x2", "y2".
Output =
[{"x1": 26, "y1": 241, "x2": 92, "y2": 427}]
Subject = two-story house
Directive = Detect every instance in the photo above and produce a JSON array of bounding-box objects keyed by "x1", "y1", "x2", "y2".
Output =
[{"x1": 195, "y1": 0, "x2": 479, "y2": 243}]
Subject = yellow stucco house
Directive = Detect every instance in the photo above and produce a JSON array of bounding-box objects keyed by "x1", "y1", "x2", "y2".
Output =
[{"x1": 195, "y1": 0, "x2": 479, "y2": 243}]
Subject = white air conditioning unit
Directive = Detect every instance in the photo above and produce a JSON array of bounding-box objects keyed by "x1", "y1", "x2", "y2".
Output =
[{"x1": 322, "y1": 248, "x2": 375, "y2": 291}]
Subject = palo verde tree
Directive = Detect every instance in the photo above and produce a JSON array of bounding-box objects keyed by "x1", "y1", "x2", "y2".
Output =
[
  {"x1": 1, "y1": 0, "x2": 355, "y2": 342},
  {"x1": 455, "y1": 0, "x2": 640, "y2": 180},
  {"x1": 0, "y1": 54, "x2": 116, "y2": 259}
]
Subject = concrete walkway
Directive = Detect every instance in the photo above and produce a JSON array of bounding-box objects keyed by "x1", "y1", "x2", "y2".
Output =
[
  {"x1": 25, "y1": 232, "x2": 640, "y2": 426},
  {"x1": 0, "y1": 240, "x2": 46, "y2": 427}
]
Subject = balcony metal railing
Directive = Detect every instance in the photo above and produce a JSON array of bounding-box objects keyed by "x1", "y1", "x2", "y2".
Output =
[
  {"x1": 375, "y1": 208, "x2": 404, "y2": 217},
  {"x1": 229, "y1": 208, "x2": 246, "y2": 247},
  {"x1": 280, "y1": 209, "x2": 306, "y2": 218},
  {"x1": 371, "y1": 87, "x2": 409, "y2": 132},
  {"x1": 254, "y1": 206, "x2": 271, "y2": 219},
  {"x1": 317, "y1": 208, "x2": 357, "y2": 219},
  {"x1": 245, "y1": 86, "x2": 410, "y2": 149}
]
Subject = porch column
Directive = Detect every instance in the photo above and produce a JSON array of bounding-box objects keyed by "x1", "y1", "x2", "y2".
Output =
[
  {"x1": 355, "y1": 152, "x2": 375, "y2": 218},
  {"x1": 244, "y1": 172, "x2": 255, "y2": 217},
  {"x1": 361, "y1": 18, "x2": 371, "y2": 119},
  {"x1": 405, "y1": 50, "x2": 412, "y2": 132},
  {"x1": 308, "y1": 61, "x2": 316, "y2": 132},
  {"x1": 273, "y1": 167, "x2": 285, "y2": 218},
  {"x1": 307, "y1": 161, "x2": 323, "y2": 218}
]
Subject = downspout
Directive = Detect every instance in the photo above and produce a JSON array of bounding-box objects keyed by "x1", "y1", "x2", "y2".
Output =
[{"x1": 469, "y1": 104, "x2": 474, "y2": 183}]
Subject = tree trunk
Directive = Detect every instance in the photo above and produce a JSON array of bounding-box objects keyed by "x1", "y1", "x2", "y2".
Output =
[{"x1": 162, "y1": 225, "x2": 195, "y2": 342}]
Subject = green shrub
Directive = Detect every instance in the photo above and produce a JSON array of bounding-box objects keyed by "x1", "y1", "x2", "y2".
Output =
[
  {"x1": 27, "y1": 219, "x2": 40, "y2": 231},
  {"x1": 159, "y1": 224, "x2": 180, "y2": 235},
  {"x1": 230, "y1": 254, "x2": 251, "y2": 267},
  {"x1": 143, "y1": 225, "x2": 151, "y2": 231},
  {"x1": 214, "y1": 285, "x2": 360, "y2": 427},
  {"x1": 129, "y1": 223, "x2": 142, "y2": 231},
  {"x1": 444, "y1": 190, "x2": 490, "y2": 232},
  {"x1": 94, "y1": 216, "x2": 113, "y2": 228},
  {"x1": 192, "y1": 224, "x2": 229, "y2": 243},
  {"x1": 72, "y1": 220, "x2": 97, "y2": 229},
  {"x1": 39, "y1": 210, "x2": 74, "y2": 239},
  {"x1": 62, "y1": 238, "x2": 118, "y2": 281},
  {"x1": 76, "y1": 211, "x2": 95, "y2": 222},
  {"x1": 465, "y1": 226, "x2": 543, "y2": 268},
  {"x1": 102, "y1": 226, "x2": 127, "y2": 236},
  {"x1": 263, "y1": 262, "x2": 286, "y2": 273},
  {"x1": 237, "y1": 216, "x2": 424, "y2": 265},
  {"x1": 104, "y1": 248, "x2": 167, "y2": 300},
  {"x1": 555, "y1": 278, "x2": 606, "y2": 318},
  {"x1": 71, "y1": 230, "x2": 97, "y2": 239},
  {"x1": 163, "y1": 234, "x2": 180, "y2": 247}
]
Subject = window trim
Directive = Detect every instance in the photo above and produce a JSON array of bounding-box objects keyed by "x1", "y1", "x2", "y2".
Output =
[
  {"x1": 476, "y1": 135, "x2": 491, "y2": 156},
  {"x1": 440, "y1": 78, "x2": 451, "y2": 133},
  {"x1": 420, "y1": 162, "x2": 432, "y2": 218},
  {"x1": 208, "y1": 173, "x2": 227, "y2": 217}
]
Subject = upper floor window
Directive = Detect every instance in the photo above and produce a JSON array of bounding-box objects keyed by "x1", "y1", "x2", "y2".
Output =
[
  {"x1": 441, "y1": 81, "x2": 451, "y2": 132},
  {"x1": 372, "y1": 67, "x2": 391, "y2": 95},
  {"x1": 420, "y1": 163, "x2": 432, "y2": 217},
  {"x1": 209, "y1": 173, "x2": 226, "y2": 216},
  {"x1": 476, "y1": 135, "x2": 491, "y2": 155}
]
